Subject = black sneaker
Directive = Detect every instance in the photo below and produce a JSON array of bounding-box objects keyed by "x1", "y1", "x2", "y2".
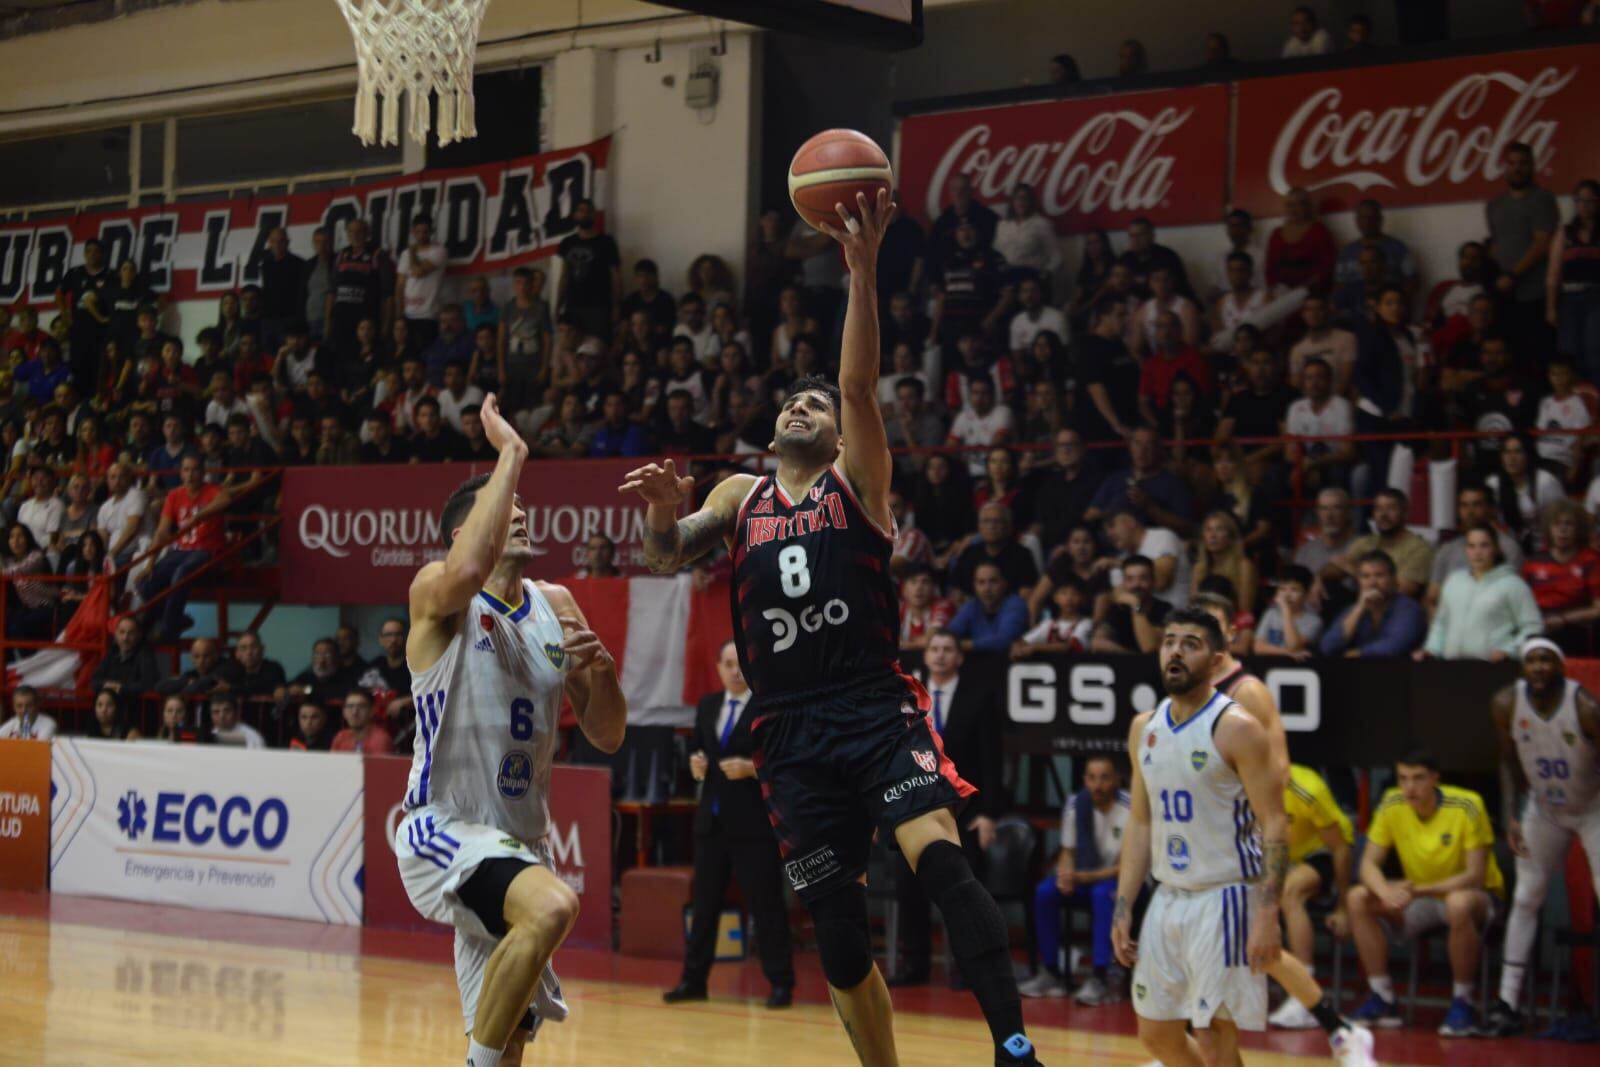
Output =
[
  {"x1": 996, "y1": 1033, "x2": 1040, "y2": 1065},
  {"x1": 1477, "y1": 997, "x2": 1524, "y2": 1037}
]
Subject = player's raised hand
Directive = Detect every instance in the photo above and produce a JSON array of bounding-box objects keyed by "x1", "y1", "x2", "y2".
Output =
[
  {"x1": 617, "y1": 459, "x2": 695, "y2": 507},
  {"x1": 815, "y1": 188, "x2": 897, "y2": 275},
  {"x1": 479, "y1": 393, "x2": 525, "y2": 455}
]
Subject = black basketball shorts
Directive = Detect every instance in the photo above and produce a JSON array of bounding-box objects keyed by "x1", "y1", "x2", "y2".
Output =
[{"x1": 749, "y1": 678, "x2": 975, "y2": 904}]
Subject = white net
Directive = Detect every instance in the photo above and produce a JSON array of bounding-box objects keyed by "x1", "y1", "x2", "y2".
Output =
[{"x1": 333, "y1": 0, "x2": 489, "y2": 147}]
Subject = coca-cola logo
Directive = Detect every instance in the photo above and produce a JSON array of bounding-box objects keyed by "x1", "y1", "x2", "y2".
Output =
[
  {"x1": 922, "y1": 105, "x2": 1195, "y2": 223},
  {"x1": 1266, "y1": 65, "x2": 1574, "y2": 196}
]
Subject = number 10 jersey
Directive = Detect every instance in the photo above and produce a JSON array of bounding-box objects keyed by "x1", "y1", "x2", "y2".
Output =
[
  {"x1": 404, "y1": 579, "x2": 569, "y2": 842},
  {"x1": 730, "y1": 465, "x2": 903, "y2": 711}
]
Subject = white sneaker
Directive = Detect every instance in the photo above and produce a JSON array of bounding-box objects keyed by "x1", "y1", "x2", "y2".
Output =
[
  {"x1": 1330, "y1": 1024, "x2": 1378, "y2": 1067},
  {"x1": 1018, "y1": 971, "x2": 1068, "y2": 998},
  {"x1": 1269, "y1": 998, "x2": 1320, "y2": 1030},
  {"x1": 1073, "y1": 976, "x2": 1109, "y2": 1005}
]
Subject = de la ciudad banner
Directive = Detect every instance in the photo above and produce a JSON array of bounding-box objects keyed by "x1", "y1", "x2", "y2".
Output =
[
  {"x1": 896, "y1": 41, "x2": 1600, "y2": 233},
  {"x1": 0, "y1": 136, "x2": 612, "y2": 308}
]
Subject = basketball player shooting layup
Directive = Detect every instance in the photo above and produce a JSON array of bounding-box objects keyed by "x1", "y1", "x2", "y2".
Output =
[
  {"x1": 397, "y1": 393, "x2": 627, "y2": 1067},
  {"x1": 1114, "y1": 609, "x2": 1287, "y2": 1067},
  {"x1": 620, "y1": 191, "x2": 1042, "y2": 1067}
]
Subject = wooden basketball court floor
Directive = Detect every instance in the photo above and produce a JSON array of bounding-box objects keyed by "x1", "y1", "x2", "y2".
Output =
[{"x1": 0, "y1": 892, "x2": 1589, "y2": 1066}]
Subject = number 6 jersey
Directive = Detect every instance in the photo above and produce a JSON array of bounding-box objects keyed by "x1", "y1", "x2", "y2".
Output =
[
  {"x1": 404, "y1": 579, "x2": 568, "y2": 841},
  {"x1": 1141, "y1": 691, "x2": 1263, "y2": 891},
  {"x1": 730, "y1": 465, "x2": 904, "y2": 710}
]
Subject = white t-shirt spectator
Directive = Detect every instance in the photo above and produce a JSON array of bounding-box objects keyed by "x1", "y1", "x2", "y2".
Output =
[
  {"x1": 1020, "y1": 616, "x2": 1093, "y2": 651},
  {"x1": 19, "y1": 496, "x2": 64, "y2": 549},
  {"x1": 0, "y1": 713, "x2": 56, "y2": 739},
  {"x1": 214, "y1": 722, "x2": 266, "y2": 748},
  {"x1": 1010, "y1": 306, "x2": 1069, "y2": 354},
  {"x1": 437, "y1": 385, "x2": 485, "y2": 434},
  {"x1": 1536, "y1": 393, "x2": 1591, "y2": 473},
  {"x1": 205, "y1": 395, "x2": 250, "y2": 431},
  {"x1": 97, "y1": 485, "x2": 148, "y2": 548},
  {"x1": 1110, "y1": 526, "x2": 1190, "y2": 609},
  {"x1": 1288, "y1": 328, "x2": 1357, "y2": 387},
  {"x1": 398, "y1": 244, "x2": 447, "y2": 321},
  {"x1": 994, "y1": 215, "x2": 1062, "y2": 275},
  {"x1": 948, "y1": 404, "x2": 1014, "y2": 475},
  {"x1": 1487, "y1": 468, "x2": 1566, "y2": 539},
  {"x1": 673, "y1": 322, "x2": 719, "y2": 364},
  {"x1": 1433, "y1": 281, "x2": 1486, "y2": 324},
  {"x1": 1256, "y1": 604, "x2": 1325, "y2": 649},
  {"x1": 1285, "y1": 394, "x2": 1354, "y2": 452},
  {"x1": 1059, "y1": 789, "x2": 1131, "y2": 866},
  {"x1": 1282, "y1": 28, "x2": 1332, "y2": 56}
]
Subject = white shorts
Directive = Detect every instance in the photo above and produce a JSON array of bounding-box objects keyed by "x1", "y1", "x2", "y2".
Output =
[
  {"x1": 396, "y1": 805, "x2": 569, "y2": 1035},
  {"x1": 1133, "y1": 882, "x2": 1267, "y2": 1031},
  {"x1": 1516, "y1": 796, "x2": 1600, "y2": 889}
]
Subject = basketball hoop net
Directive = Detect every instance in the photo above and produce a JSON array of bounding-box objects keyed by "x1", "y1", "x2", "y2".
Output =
[{"x1": 333, "y1": 0, "x2": 488, "y2": 147}]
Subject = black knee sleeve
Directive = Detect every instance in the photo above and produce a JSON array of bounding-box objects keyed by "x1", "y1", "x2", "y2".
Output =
[
  {"x1": 915, "y1": 840, "x2": 1006, "y2": 961},
  {"x1": 808, "y1": 882, "x2": 873, "y2": 989}
]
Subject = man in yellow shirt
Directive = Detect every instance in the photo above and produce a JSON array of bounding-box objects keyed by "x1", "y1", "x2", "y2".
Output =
[
  {"x1": 1347, "y1": 749, "x2": 1504, "y2": 1037},
  {"x1": 1269, "y1": 764, "x2": 1355, "y2": 1029}
]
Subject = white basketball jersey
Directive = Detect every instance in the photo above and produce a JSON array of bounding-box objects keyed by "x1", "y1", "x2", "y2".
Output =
[
  {"x1": 1513, "y1": 679, "x2": 1600, "y2": 817},
  {"x1": 1141, "y1": 690, "x2": 1262, "y2": 890},
  {"x1": 404, "y1": 579, "x2": 569, "y2": 841}
]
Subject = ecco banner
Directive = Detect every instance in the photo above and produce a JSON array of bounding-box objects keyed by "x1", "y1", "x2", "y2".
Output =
[
  {"x1": 280, "y1": 458, "x2": 659, "y2": 605},
  {"x1": 896, "y1": 85, "x2": 1229, "y2": 235},
  {"x1": 362, "y1": 756, "x2": 612, "y2": 949},
  {"x1": 0, "y1": 136, "x2": 611, "y2": 307},
  {"x1": 1233, "y1": 44, "x2": 1600, "y2": 215},
  {"x1": 50, "y1": 740, "x2": 365, "y2": 924}
]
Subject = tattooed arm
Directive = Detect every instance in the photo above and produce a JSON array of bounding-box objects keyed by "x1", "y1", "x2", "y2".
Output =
[
  {"x1": 1217, "y1": 705, "x2": 1286, "y2": 974},
  {"x1": 1113, "y1": 710, "x2": 1154, "y2": 968},
  {"x1": 619, "y1": 460, "x2": 755, "y2": 573}
]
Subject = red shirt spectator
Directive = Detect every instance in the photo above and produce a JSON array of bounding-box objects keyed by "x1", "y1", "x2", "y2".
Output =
[
  {"x1": 1266, "y1": 189, "x2": 1337, "y2": 292},
  {"x1": 1522, "y1": 547, "x2": 1600, "y2": 611},
  {"x1": 900, "y1": 598, "x2": 954, "y2": 646},
  {"x1": 331, "y1": 724, "x2": 394, "y2": 754},
  {"x1": 1138, "y1": 345, "x2": 1210, "y2": 413},
  {"x1": 162, "y1": 481, "x2": 225, "y2": 553}
]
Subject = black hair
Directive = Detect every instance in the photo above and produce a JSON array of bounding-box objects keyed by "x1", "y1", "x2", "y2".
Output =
[
  {"x1": 1120, "y1": 552, "x2": 1154, "y2": 574},
  {"x1": 1302, "y1": 356, "x2": 1332, "y2": 379},
  {"x1": 1280, "y1": 564, "x2": 1314, "y2": 589},
  {"x1": 784, "y1": 374, "x2": 842, "y2": 424},
  {"x1": 895, "y1": 376, "x2": 926, "y2": 398},
  {"x1": 1355, "y1": 549, "x2": 1396, "y2": 574},
  {"x1": 1193, "y1": 582, "x2": 1237, "y2": 614},
  {"x1": 1397, "y1": 747, "x2": 1439, "y2": 773},
  {"x1": 412, "y1": 215, "x2": 433, "y2": 228},
  {"x1": 439, "y1": 473, "x2": 492, "y2": 546},
  {"x1": 1049, "y1": 53, "x2": 1080, "y2": 82},
  {"x1": 1054, "y1": 573, "x2": 1089, "y2": 598},
  {"x1": 634, "y1": 258, "x2": 659, "y2": 274},
  {"x1": 1163, "y1": 606, "x2": 1225, "y2": 651},
  {"x1": 1091, "y1": 292, "x2": 1126, "y2": 324},
  {"x1": 1225, "y1": 250, "x2": 1255, "y2": 271},
  {"x1": 1373, "y1": 486, "x2": 1408, "y2": 508}
]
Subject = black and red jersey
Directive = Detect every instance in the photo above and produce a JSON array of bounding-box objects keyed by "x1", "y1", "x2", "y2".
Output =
[{"x1": 730, "y1": 465, "x2": 906, "y2": 710}]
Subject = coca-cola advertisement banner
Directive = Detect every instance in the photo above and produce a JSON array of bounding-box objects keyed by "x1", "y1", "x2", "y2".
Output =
[
  {"x1": 363, "y1": 755, "x2": 613, "y2": 949},
  {"x1": 280, "y1": 458, "x2": 659, "y2": 605},
  {"x1": 0, "y1": 136, "x2": 611, "y2": 307},
  {"x1": 895, "y1": 85, "x2": 1229, "y2": 235},
  {"x1": 1233, "y1": 44, "x2": 1600, "y2": 216}
]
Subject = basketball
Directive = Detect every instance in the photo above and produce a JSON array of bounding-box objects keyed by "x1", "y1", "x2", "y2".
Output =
[{"x1": 787, "y1": 129, "x2": 893, "y2": 231}]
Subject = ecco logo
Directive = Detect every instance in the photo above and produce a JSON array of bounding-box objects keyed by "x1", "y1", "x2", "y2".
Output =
[{"x1": 118, "y1": 789, "x2": 290, "y2": 850}]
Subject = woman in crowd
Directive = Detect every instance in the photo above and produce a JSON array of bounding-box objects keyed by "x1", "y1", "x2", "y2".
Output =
[
  {"x1": 708, "y1": 302, "x2": 752, "y2": 360},
  {"x1": 72, "y1": 415, "x2": 116, "y2": 491},
  {"x1": 1161, "y1": 373, "x2": 1217, "y2": 494},
  {"x1": 387, "y1": 316, "x2": 420, "y2": 364},
  {"x1": 973, "y1": 445, "x2": 1023, "y2": 521},
  {"x1": 1487, "y1": 432, "x2": 1565, "y2": 552},
  {"x1": 97, "y1": 339, "x2": 136, "y2": 413},
  {"x1": 1191, "y1": 508, "x2": 1260, "y2": 612},
  {"x1": 58, "y1": 474, "x2": 96, "y2": 551},
  {"x1": 106, "y1": 259, "x2": 155, "y2": 354},
  {"x1": 85, "y1": 686, "x2": 141, "y2": 741},
  {"x1": 1027, "y1": 523, "x2": 1116, "y2": 624},
  {"x1": 155, "y1": 695, "x2": 191, "y2": 743},
  {"x1": 59, "y1": 529, "x2": 106, "y2": 610},
  {"x1": 687, "y1": 254, "x2": 737, "y2": 317},
  {"x1": 214, "y1": 291, "x2": 244, "y2": 359},
  {"x1": 1354, "y1": 284, "x2": 1433, "y2": 485},
  {"x1": 1548, "y1": 178, "x2": 1600, "y2": 380},
  {"x1": 1266, "y1": 187, "x2": 1336, "y2": 294},
  {"x1": 618, "y1": 350, "x2": 654, "y2": 421},
  {"x1": 1210, "y1": 443, "x2": 1276, "y2": 566},
  {"x1": 1523, "y1": 497, "x2": 1600, "y2": 655},
  {"x1": 1421, "y1": 523, "x2": 1544, "y2": 661},
  {"x1": 3, "y1": 521, "x2": 55, "y2": 645},
  {"x1": 912, "y1": 451, "x2": 975, "y2": 569},
  {"x1": 769, "y1": 285, "x2": 819, "y2": 365},
  {"x1": 1069, "y1": 229, "x2": 1116, "y2": 332},
  {"x1": 994, "y1": 184, "x2": 1061, "y2": 290}
]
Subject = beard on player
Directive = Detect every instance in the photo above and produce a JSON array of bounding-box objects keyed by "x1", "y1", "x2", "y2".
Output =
[
  {"x1": 1160, "y1": 648, "x2": 1203, "y2": 696},
  {"x1": 769, "y1": 384, "x2": 844, "y2": 467}
]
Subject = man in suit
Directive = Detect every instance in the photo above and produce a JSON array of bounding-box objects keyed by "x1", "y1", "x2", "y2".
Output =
[
  {"x1": 663, "y1": 640, "x2": 795, "y2": 1008},
  {"x1": 887, "y1": 628, "x2": 1008, "y2": 986}
]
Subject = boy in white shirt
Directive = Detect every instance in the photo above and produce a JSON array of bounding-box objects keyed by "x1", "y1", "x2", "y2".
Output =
[
  {"x1": 1535, "y1": 355, "x2": 1591, "y2": 482},
  {"x1": 1012, "y1": 575, "x2": 1093, "y2": 657}
]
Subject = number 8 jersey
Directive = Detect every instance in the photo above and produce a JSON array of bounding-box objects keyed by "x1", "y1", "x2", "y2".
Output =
[
  {"x1": 730, "y1": 465, "x2": 903, "y2": 710},
  {"x1": 404, "y1": 579, "x2": 568, "y2": 842},
  {"x1": 1141, "y1": 691, "x2": 1263, "y2": 891}
]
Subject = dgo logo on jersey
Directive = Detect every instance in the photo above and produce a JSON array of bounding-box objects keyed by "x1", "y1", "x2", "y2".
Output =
[
  {"x1": 912, "y1": 750, "x2": 938, "y2": 774},
  {"x1": 116, "y1": 789, "x2": 289, "y2": 849}
]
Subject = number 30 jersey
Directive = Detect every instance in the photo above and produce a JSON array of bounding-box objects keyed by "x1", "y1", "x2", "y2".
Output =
[
  {"x1": 730, "y1": 465, "x2": 903, "y2": 710},
  {"x1": 404, "y1": 579, "x2": 569, "y2": 841},
  {"x1": 1141, "y1": 691, "x2": 1262, "y2": 891},
  {"x1": 1514, "y1": 678, "x2": 1600, "y2": 820}
]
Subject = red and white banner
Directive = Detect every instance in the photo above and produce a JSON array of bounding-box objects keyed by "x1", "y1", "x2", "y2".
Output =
[
  {"x1": 0, "y1": 136, "x2": 611, "y2": 308},
  {"x1": 896, "y1": 85, "x2": 1229, "y2": 235},
  {"x1": 565, "y1": 574, "x2": 732, "y2": 718},
  {"x1": 279, "y1": 457, "x2": 660, "y2": 605},
  {"x1": 363, "y1": 756, "x2": 613, "y2": 948},
  {"x1": 1234, "y1": 44, "x2": 1600, "y2": 216}
]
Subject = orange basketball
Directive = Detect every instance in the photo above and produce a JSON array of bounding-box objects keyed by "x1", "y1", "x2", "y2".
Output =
[{"x1": 787, "y1": 129, "x2": 893, "y2": 231}]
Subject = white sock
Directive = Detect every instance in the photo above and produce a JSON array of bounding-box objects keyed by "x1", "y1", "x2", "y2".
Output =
[
  {"x1": 1368, "y1": 976, "x2": 1394, "y2": 1002},
  {"x1": 1499, "y1": 960, "x2": 1527, "y2": 1007},
  {"x1": 466, "y1": 1039, "x2": 503, "y2": 1067},
  {"x1": 1452, "y1": 982, "x2": 1474, "y2": 1001}
]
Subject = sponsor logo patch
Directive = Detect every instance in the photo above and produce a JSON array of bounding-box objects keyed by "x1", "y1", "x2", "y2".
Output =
[
  {"x1": 497, "y1": 752, "x2": 533, "y2": 798},
  {"x1": 1166, "y1": 834, "x2": 1191, "y2": 871},
  {"x1": 883, "y1": 773, "x2": 939, "y2": 804},
  {"x1": 1190, "y1": 750, "x2": 1209, "y2": 772},
  {"x1": 911, "y1": 749, "x2": 938, "y2": 774},
  {"x1": 784, "y1": 844, "x2": 841, "y2": 891}
]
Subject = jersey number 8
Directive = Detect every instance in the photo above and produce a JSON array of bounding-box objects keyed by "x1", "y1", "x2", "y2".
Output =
[{"x1": 778, "y1": 545, "x2": 811, "y2": 598}]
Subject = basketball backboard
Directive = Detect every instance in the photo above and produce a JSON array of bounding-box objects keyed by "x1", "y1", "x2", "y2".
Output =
[{"x1": 648, "y1": 0, "x2": 922, "y2": 49}]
